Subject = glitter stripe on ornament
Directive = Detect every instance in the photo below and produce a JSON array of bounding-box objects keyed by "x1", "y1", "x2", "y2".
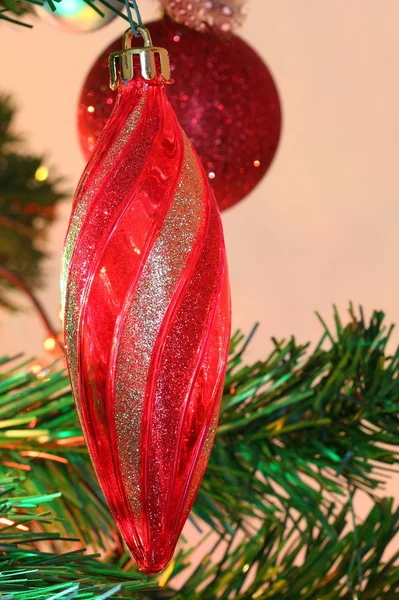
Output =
[
  {"x1": 111, "y1": 133, "x2": 205, "y2": 536},
  {"x1": 62, "y1": 85, "x2": 171, "y2": 511},
  {"x1": 78, "y1": 90, "x2": 185, "y2": 546},
  {"x1": 61, "y1": 85, "x2": 147, "y2": 312},
  {"x1": 61, "y1": 85, "x2": 149, "y2": 411},
  {"x1": 110, "y1": 134, "x2": 230, "y2": 572},
  {"x1": 61, "y1": 87, "x2": 149, "y2": 461},
  {"x1": 160, "y1": 200, "x2": 230, "y2": 547},
  {"x1": 144, "y1": 186, "x2": 228, "y2": 548},
  {"x1": 63, "y1": 84, "x2": 159, "y2": 403}
]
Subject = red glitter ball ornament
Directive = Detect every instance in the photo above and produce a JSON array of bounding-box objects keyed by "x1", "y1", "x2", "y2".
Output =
[
  {"x1": 78, "y1": 17, "x2": 281, "y2": 211},
  {"x1": 63, "y1": 27, "x2": 231, "y2": 574}
]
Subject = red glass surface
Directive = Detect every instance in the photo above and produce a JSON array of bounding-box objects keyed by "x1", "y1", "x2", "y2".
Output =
[
  {"x1": 62, "y1": 72, "x2": 231, "y2": 573},
  {"x1": 77, "y1": 17, "x2": 282, "y2": 211}
]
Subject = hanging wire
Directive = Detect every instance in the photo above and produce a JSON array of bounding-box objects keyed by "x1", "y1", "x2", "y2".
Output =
[{"x1": 124, "y1": 0, "x2": 143, "y2": 37}]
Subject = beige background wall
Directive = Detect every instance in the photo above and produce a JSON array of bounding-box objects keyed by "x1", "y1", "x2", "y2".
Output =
[{"x1": 1, "y1": 1, "x2": 398, "y2": 363}]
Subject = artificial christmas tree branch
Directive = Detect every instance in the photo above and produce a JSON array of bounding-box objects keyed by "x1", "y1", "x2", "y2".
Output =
[
  {"x1": 0, "y1": 95, "x2": 65, "y2": 310},
  {"x1": 1, "y1": 306, "x2": 399, "y2": 596},
  {"x1": 2, "y1": 464, "x2": 399, "y2": 597},
  {"x1": 2, "y1": 306, "x2": 399, "y2": 537},
  {"x1": 0, "y1": 473, "x2": 156, "y2": 598}
]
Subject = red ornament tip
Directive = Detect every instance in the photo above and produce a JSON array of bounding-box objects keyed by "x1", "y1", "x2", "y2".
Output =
[{"x1": 135, "y1": 552, "x2": 172, "y2": 575}]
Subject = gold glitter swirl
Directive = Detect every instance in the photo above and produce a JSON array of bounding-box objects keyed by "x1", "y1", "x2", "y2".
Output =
[
  {"x1": 113, "y1": 135, "x2": 205, "y2": 522},
  {"x1": 61, "y1": 90, "x2": 146, "y2": 313},
  {"x1": 62, "y1": 89, "x2": 147, "y2": 404}
]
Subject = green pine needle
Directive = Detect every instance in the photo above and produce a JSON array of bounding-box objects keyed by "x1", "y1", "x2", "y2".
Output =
[{"x1": 0, "y1": 474, "x2": 156, "y2": 599}]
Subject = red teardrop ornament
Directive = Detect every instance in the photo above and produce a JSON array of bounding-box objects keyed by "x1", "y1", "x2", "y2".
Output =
[{"x1": 61, "y1": 27, "x2": 231, "y2": 574}]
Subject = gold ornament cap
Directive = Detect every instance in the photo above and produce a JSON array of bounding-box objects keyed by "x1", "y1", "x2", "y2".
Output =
[{"x1": 109, "y1": 26, "x2": 171, "y2": 90}]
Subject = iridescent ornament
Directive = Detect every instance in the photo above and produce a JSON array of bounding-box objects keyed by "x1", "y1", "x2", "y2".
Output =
[
  {"x1": 62, "y1": 26, "x2": 231, "y2": 574},
  {"x1": 77, "y1": 17, "x2": 281, "y2": 211},
  {"x1": 160, "y1": 0, "x2": 247, "y2": 32},
  {"x1": 38, "y1": 0, "x2": 119, "y2": 33}
]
